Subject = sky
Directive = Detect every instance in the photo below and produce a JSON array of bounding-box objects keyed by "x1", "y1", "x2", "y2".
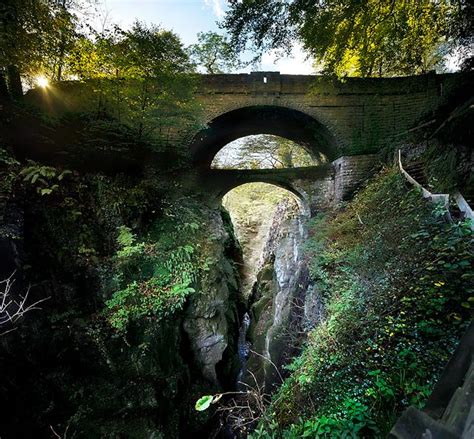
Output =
[{"x1": 99, "y1": 0, "x2": 314, "y2": 74}]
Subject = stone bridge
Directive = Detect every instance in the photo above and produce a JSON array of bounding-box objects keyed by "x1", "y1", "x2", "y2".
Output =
[
  {"x1": 189, "y1": 71, "x2": 470, "y2": 167},
  {"x1": 23, "y1": 71, "x2": 471, "y2": 207},
  {"x1": 204, "y1": 165, "x2": 332, "y2": 201},
  {"x1": 25, "y1": 71, "x2": 471, "y2": 165},
  {"x1": 202, "y1": 154, "x2": 379, "y2": 213}
]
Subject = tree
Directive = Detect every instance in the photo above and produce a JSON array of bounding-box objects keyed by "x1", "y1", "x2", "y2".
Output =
[
  {"x1": 223, "y1": 0, "x2": 470, "y2": 77},
  {"x1": 0, "y1": 0, "x2": 51, "y2": 96},
  {"x1": 188, "y1": 31, "x2": 242, "y2": 73},
  {"x1": 447, "y1": 0, "x2": 474, "y2": 70},
  {"x1": 116, "y1": 21, "x2": 193, "y2": 78},
  {"x1": 47, "y1": 1, "x2": 79, "y2": 81},
  {"x1": 110, "y1": 21, "x2": 197, "y2": 141},
  {"x1": 0, "y1": 0, "x2": 93, "y2": 95},
  {"x1": 67, "y1": 21, "x2": 202, "y2": 148}
]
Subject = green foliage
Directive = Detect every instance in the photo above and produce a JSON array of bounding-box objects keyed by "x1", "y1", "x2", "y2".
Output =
[
  {"x1": 0, "y1": 0, "x2": 94, "y2": 85},
  {"x1": 213, "y1": 135, "x2": 319, "y2": 169},
  {"x1": 115, "y1": 21, "x2": 192, "y2": 77},
  {"x1": 0, "y1": 147, "x2": 19, "y2": 167},
  {"x1": 289, "y1": 399, "x2": 377, "y2": 438},
  {"x1": 195, "y1": 395, "x2": 214, "y2": 411},
  {"x1": 1, "y1": 2, "x2": 194, "y2": 85},
  {"x1": 2, "y1": 4, "x2": 203, "y2": 151},
  {"x1": 223, "y1": 0, "x2": 464, "y2": 77},
  {"x1": 67, "y1": 20, "x2": 193, "y2": 80},
  {"x1": 20, "y1": 162, "x2": 72, "y2": 195},
  {"x1": 0, "y1": 147, "x2": 20, "y2": 204},
  {"x1": 104, "y1": 202, "x2": 217, "y2": 332},
  {"x1": 253, "y1": 169, "x2": 473, "y2": 436},
  {"x1": 65, "y1": 21, "x2": 203, "y2": 149},
  {"x1": 188, "y1": 31, "x2": 243, "y2": 74},
  {"x1": 424, "y1": 143, "x2": 469, "y2": 193}
]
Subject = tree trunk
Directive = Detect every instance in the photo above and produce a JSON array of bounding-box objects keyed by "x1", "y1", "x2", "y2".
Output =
[
  {"x1": 0, "y1": 69, "x2": 10, "y2": 102},
  {"x1": 57, "y1": 50, "x2": 64, "y2": 82},
  {"x1": 56, "y1": 0, "x2": 68, "y2": 81},
  {"x1": 6, "y1": 65, "x2": 23, "y2": 98}
]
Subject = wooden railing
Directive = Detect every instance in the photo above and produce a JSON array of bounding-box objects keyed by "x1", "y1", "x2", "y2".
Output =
[
  {"x1": 398, "y1": 150, "x2": 474, "y2": 230},
  {"x1": 398, "y1": 150, "x2": 449, "y2": 207}
]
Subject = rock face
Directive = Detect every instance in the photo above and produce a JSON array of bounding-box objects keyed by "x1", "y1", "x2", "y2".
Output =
[
  {"x1": 184, "y1": 208, "x2": 242, "y2": 385},
  {"x1": 246, "y1": 199, "x2": 324, "y2": 390}
]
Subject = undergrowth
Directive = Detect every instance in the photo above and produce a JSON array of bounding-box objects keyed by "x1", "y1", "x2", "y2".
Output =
[
  {"x1": 105, "y1": 201, "x2": 215, "y2": 332},
  {"x1": 251, "y1": 168, "x2": 473, "y2": 438}
]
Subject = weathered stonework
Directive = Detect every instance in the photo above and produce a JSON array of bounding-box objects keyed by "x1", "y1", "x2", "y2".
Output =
[
  {"x1": 191, "y1": 71, "x2": 472, "y2": 159},
  {"x1": 203, "y1": 154, "x2": 380, "y2": 214},
  {"x1": 24, "y1": 71, "x2": 473, "y2": 165}
]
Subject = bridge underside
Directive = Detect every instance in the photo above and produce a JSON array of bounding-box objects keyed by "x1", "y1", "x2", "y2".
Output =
[
  {"x1": 203, "y1": 165, "x2": 332, "y2": 201},
  {"x1": 189, "y1": 105, "x2": 338, "y2": 168},
  {"x1": 200, "y1": 154, "x2": 379, "y2": 214}
]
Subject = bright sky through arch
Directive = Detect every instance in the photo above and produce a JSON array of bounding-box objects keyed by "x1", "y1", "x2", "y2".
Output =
[{"x1": 102, "y1": 0, "x2": 314, "y2": 74}]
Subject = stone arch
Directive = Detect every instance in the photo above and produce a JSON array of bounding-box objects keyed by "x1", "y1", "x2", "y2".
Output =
[
  {"x1": 220, "y1": 181, "x2": 311, "y2": 218},
  {"x1": 205, "y1": 169, "x2": 315, "y2": 217},
  {"x1": 189, "y1": 105, "x2": 338, "y2": 168}
]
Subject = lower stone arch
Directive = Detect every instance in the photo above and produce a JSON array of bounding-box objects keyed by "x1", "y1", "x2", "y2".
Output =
[{"x1": 215, "y1": 180, "x2": 311, "y2": 218}]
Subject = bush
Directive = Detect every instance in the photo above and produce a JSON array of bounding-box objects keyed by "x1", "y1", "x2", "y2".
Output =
[{"x1": 104, "y1": 202, "x2": 213, "y2": 332}]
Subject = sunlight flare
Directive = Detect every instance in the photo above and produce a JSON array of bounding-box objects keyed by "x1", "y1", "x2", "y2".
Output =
[{"x1": 35, "y1": 75, "x2": 49, "y2": 88}]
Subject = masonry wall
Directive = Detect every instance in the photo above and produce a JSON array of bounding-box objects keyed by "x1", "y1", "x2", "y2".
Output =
[
  {"x1": 194, "y1": 72, "x2": 472, "y2": 156},
  {"x1": 294, "y1": 154, "x2": 380, "y2": 214}
]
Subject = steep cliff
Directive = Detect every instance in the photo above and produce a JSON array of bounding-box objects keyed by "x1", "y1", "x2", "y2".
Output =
[
  {"x1": 183, "y1": 208, "x2": 243, "y2": 385},
  {"x1": 252, "y1": 170, "x2": 473, "y2": 437},
  {"x1": 245, "y1": 198, "x2": 324, "y2": 390}
]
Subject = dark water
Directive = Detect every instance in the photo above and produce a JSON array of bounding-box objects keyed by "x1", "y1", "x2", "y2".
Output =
[{"x1": 236, "y1": 312, "x2": 251, "y2": 389}]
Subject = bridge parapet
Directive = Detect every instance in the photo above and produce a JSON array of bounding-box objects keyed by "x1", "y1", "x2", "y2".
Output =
[{"x1": 194, "y1": 71, "x2": 472, "y2": 158}]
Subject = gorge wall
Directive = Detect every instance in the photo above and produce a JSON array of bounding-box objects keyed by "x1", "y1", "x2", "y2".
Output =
[
  {"x1": 242, "y1": 197, "x2": 325, "y2": 392},
  {"x1": 0, "y1": 159, "x2": 246, "y2": 438}
]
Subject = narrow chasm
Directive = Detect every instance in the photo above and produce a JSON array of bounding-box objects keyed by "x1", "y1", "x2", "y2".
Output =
[{"x1": 212, "y1": 182, "x2": 323, "y2": 437}]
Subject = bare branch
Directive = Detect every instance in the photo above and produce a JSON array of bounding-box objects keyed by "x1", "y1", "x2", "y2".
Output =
[
  {"x1": 0, "y1": 271, "x2": 50, "y2": 335},
  {"x1": 249, "y1": 348, "x2": 284, "y2": 384}
]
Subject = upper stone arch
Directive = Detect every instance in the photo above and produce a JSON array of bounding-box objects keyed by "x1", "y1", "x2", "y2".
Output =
[
  {"x1": 189, "y1": 105, "x2": 338, "y2": 168},
  {"x1": 23, "y1": 71, "x2": 471, "y2": 168}
]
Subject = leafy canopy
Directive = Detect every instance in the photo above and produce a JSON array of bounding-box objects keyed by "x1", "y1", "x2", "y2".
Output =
[
  {"x1": 213, "y1": 135, "x2": 320, "y2": 169},
  {"x1": 0, "y1": 0, "x2": 95, "y2": 83},
  {"x1": 67, "y1": 20, "x2": 193, "y2": 80},
  {"x1": 223, "y1": 0, "x2": 471, "y2": 77},
  {"x1": 65, "y1": 21, "x2": 203, "y2": 150},
  {"x1": 188, "y1": 31, "x2": 243, "y2": 74}
]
